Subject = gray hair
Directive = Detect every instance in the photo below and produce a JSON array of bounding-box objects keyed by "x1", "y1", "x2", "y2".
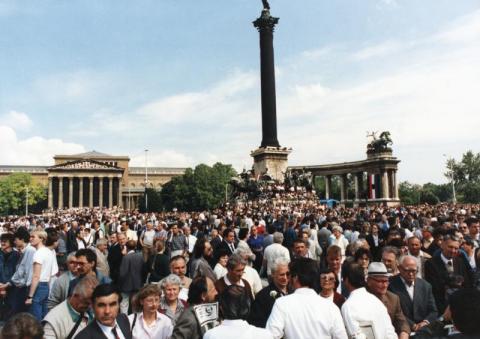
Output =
[
  {"x1": 351, "y1": 239, "x2": 369, "y2": 254},
  {"x1": 399, "y1": 255, "x2": 418, "y2": 268},
  {"x1": 234, "y1": 247, "x2": 250, "y2": 259},
  {"x1": 273, "y1": 232, "x2": 284, "y2": 244},
  {"x1": 270, "y1": 257, "x2": 290, "y2": 274},
  {"x1": 96, "y1": 238, "x2": 108, "y2": 247},
  {"x1": 66, "y1": 252, "x2": 77, "y2": 263},
  {"x1": 160, "y1": 274, "x2": 181, "y2": 290},
  {"x1": 226, "y1": 254, "x2": 247, "y2": 271},
  {"x1": 72, "y1": 275, "x2": 99, "y2": 298},
  {"x1": 382, "y1": 246, "x2": 400, "y2": 260}
]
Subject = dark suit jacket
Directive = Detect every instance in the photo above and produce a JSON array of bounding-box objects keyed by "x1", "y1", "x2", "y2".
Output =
[
  {"x1": 119, "y1": 251, "x2": 145, "y2": 293},
  {"x1": 366, "y1": 234, "x2": 383, "y2": 261},
  {"x1": 248, "y1": 283, "x2": 292, "y2": 328},
  {"x1": 171, "y1": 307, "x2": 203, "y2": 339},
  {"x1": 75, "y1": 314, "x2": 132, "y2": 339},
  {"x1": 66, "y1": 228, "x2": 78, "y2": 254},
  {"x1": 388, "y1": 275, "x2": 438, "y2": 328},
  {"x1": 424, "y1": 253, "x2": 473, "y2": 313},
  {"x1": 218, "y1": 240, "x2": 237, "y2": 256},
  {"x1": 107, "y1": 244, "x2": 124, "y2": 284}
]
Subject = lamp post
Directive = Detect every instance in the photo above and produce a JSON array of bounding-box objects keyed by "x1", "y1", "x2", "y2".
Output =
[
  {"x1": 145, "y1": 149, "x2": 149, "y2": 212},
  {"x1": 25, "y1": 186, "x2": 29, "y2": 216},
  {"x1": 443, "y1": 154, "x2": 457, "y2": 204}
]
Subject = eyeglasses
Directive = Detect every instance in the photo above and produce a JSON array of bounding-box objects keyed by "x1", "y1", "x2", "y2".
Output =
[
  {"x1": 370, "y1": 278, "x2": 389, "y2": 284},
  {"x1": 320, "y1": 276, "x2": 336, "y2": 282}
]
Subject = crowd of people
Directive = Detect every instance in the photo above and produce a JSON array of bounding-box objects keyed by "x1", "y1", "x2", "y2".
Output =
[{"x1": 0, "y1": 189, "x2": 479, "y2": 338}]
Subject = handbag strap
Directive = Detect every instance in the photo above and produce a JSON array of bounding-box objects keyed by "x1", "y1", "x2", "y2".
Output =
[
  {"x1": 66, "y1": 313, "x2": 85, "y2": 339},
  {"x1": 131, "y1": 313, "x2": 138, "y2": 331}
]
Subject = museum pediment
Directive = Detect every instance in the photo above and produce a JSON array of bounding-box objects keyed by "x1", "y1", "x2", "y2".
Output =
[{"x1": 49, "y1": 159, "x2": 123, "y2": 171}]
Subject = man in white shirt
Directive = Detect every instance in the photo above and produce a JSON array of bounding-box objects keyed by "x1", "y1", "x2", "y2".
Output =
[
  {"x1": 140, "y1": 222, "x2": 156, "y2": 262},
  {"x1": 183, "y1": 225, "x2": 197, "y2": 256},
  {"x1": 341, "y1": 263, "x2": 397, "y2": 339},
  {"x1": 263, "y1": 232, "x2": 290, "y2": 276},
  {"x1": 267, "y1": 258, "x2": 347, "y2": 339},
  {"x1": 204, "y1": 285, "x2": 272, "y2": 339}
]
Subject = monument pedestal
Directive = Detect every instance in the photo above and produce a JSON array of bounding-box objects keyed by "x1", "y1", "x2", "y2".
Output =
[{"x1": 251, "y1": 146, "x2": 291, "y2": 182}]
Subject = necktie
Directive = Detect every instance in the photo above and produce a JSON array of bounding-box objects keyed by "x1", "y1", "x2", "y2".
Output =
[
  {"x1": 447, "y1": 260, "x2": 454, "y2": 273},
  {"x1": 230, "y1": 243, "x2": 235, "y2": 253},
  {"x1": 112, "y1": 326, "x2": 121, "y2": 339}
]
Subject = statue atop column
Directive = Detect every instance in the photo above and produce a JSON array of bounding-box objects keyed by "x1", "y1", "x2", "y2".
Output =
[{"x1": 262, "y1": 0, "x2": 270, "y2": 10}]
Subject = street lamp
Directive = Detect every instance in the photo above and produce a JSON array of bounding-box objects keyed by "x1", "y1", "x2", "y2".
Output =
[
  {"x1": 25, "y1": 186, "x2": 29, "y2": 216},
  {"x1": 145, "y1": 149, "x2": 149, "y2": 211},
  {"x1": 443, "y1": 154, "x2": 457, "y2": 204}
]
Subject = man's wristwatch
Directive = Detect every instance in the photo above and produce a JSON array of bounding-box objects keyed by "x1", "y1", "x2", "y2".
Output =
[{"x1": 26, "y1": 296, "x2": 33, "y2": 299}]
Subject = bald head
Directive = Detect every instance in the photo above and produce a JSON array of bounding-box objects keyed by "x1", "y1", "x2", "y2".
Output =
[
  {"x1": 400, "y1": 255, "x2": 417, "y2": 268},
  {"x1": 399, "y1": 255, "x2": 418, "y2": 285}
]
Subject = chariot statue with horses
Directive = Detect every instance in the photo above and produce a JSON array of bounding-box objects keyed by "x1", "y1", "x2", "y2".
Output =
[{"x1": 367, "y1": 131, "x2": 393, "y2": 153}]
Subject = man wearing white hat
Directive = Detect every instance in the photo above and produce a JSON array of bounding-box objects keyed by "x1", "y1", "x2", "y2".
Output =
[
  {"x1": 341, "y1": 263, "x2": 397, "y2": 339},
  {"x1": 367, "y1": 262, "x2": 410, "y2": 339}
]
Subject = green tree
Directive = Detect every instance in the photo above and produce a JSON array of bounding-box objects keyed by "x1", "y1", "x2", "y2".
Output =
[
  {"x1": 0, "y1": 173, "x2": 47, "y2": 215},
  {"x1": 160, "y1": 163, "x2": 236, "y2": 211},
  {"x1": 138, "y1": 188, "x2": 163, "y2": 213},
  {"x1": 422, "y1": 183, "x2": 452, "y2": 202},
  {"x1": 399, "y1": 181, "x2": 422, "y2": 205},
  {"x1": 446, "y1": 150, "x2": 480, "y2": 203},
  {"x1": 419, "y1": 189, "x2": 440, "y2": 205}
]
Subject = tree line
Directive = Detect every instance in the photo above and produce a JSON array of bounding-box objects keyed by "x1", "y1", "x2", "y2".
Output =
[{"x1": 1, "y1": 151, "x2": 479, "y2": 215}]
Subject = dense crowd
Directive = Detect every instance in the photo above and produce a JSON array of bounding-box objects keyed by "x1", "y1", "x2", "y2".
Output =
[{"x1": 0, "y1": 190, "x2": 479, "y2": 339}]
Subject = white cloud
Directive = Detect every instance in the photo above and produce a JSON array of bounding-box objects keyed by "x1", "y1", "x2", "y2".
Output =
[
  {"x1": 274, "y1": 9, "x2": 480, "y2": 184},
  {"x1": 130, "y1": 150, "x2": 194, "y2": 168},
  {"x1": 351, "y1": 40, "x2": 406, "y2": 60},
  {"x1": 435, "y1": 10, "x2": 480, "y2": 44},
  {"x1": 0, "y1": 125, "x2": 85, "y2": 165},
  {"x1": 32, "y1": 70, "x2": 116, "y2": 105},
  {"x1": 0, "y1": 110, "x2": 33, "y2": 130}
]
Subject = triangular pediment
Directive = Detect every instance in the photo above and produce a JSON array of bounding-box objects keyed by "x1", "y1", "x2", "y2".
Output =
[{"x1": 49, "y1": 159, "x2": 122, "y2": 171}]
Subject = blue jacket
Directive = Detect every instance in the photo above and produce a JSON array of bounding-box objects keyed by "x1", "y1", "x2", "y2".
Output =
[{"x1": 0, "y1": 249, "x2": 20, "y2": 283}]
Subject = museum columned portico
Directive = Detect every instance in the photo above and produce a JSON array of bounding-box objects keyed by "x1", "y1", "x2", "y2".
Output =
[{"x1": 47, "y1": 159, "x2": 124, "y2": 209}]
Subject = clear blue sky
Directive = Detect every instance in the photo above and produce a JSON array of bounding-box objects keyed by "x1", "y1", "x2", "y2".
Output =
[{"x1": 1, "y1": 0, "x2": 479, "y2": 184}]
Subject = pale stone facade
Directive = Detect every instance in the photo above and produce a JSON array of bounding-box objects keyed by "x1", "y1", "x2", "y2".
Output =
[
  {"x1": 0, "y1": 151, "x2": 185, "y2": 209},
  {"x1": 251, "y1": 147, "x2": 292, "y2": 182}
]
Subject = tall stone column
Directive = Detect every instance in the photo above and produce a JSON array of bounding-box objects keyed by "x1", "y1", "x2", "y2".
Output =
[
  {"x1": 68, "y1": 177, "x2": 73, "y2": 208},
  {"x1": 58, "y1": 177, "x2": 64, "y2": 209},
  {"x1": 340, "y1": 174, "x2": 348, "y2": 202},
  {"x1": 325, "y1": 175, "x2": 332, "y2": 200},
  {"x1": 48, "y1": 177, "x2": 53, "y2": 209},
  {"x1": 393, "y1": 170, "x2": 399, "y2": 199},
  {"x1": 354, "y1": 173, "x2": 361, "y2": 201},
  {"x1": 108, "y1": 177, "x2": 113, "y2": 208},
  {"x1": 117, "y1": 177, "x2": 122, "y2": 208},
  {"x1": 382, "y1": 170, "x2": 389, "y2": 199},
  {"x1": 254, "y1": 8, "x2": 280, "y2": 148},
  {"x1": 79, "y1": 177, "x2": 84, "y2": 208},
  {"x1": 99, "y1": 177, "x2": 104, "y2": 208},
  {"x1": 89, "y1": 177, "x2": 93, "y2": 208}
]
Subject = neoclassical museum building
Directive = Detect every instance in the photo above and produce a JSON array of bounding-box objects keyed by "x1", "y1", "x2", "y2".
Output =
[{"x1": 0, "y1": 151, "x2": 185, "y2": 209}]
